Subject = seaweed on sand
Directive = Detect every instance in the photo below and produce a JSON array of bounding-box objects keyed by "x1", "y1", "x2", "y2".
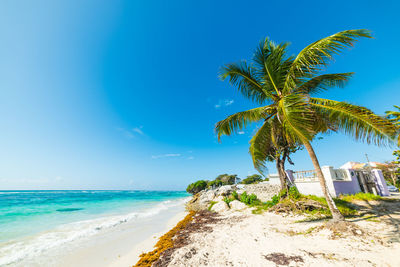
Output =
[{"x1": 134, "y1": 210, "x2": 221, "y2": 267}]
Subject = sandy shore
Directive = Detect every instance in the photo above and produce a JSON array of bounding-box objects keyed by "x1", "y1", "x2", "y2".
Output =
[
  {"x1": 109, "y1": 210, "x2": 187, "y2": 267},
  {"x1": 162, "y1": 200, "x2": 400, "y2": 266},
  {"x1": 11, "y1": 204, "x2": 188, "y2": 267}
]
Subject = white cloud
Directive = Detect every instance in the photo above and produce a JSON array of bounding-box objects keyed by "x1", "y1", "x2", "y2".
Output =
[
  {"x1": 215, "y1": 99, "x2": 234, "y2": 109},
  {"x1": 238, "y1": 131, "x2": 245, "y2": 135},
  {"x1": 187, "y1": 156, "x2": 194, "y2": 160},
  {"x1": 117, "y1": 126, "x2": 144, "y2": 138},
  {"x1": 132, "y1": 127, "x2": 144, "y2": 135},
  {"x1": 224, "y1": 99, "x2": 234, "y2": 106},
  {"x1": 151, "y1": 153, "x2": 181, "y2": 159}
]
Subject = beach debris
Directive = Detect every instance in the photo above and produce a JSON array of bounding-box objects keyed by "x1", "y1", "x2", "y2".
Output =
[
  {"x1": 135, "y1": 211, "x2": 221, "y2": 267},
  {"x1": 263, "y1": 252, "x2": 304, "y2": 266}
]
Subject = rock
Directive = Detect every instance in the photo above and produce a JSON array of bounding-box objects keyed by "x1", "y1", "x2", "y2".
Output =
[
  {"x1": 186, "y1": 183, "x2": 279, "y2": 212},
  {"x1": 240, "y1": 184, "x2": 280, "y2": 202},
  {"x1": 201, "y1": 190, "x2": 216, "y2": 202},
  {"x1": 229, "y1": 200, "x2": 247, "y2": 211},
  {"x1": 214, "y1": 195, "x2": 224, "y2": 202},
  {"x1": 186, "y1": 190, "x2": 215, "y2": 211},
  {"x1": 237, "y1": 189, "x2": 245, "y2": 195},
  {"x1": 216, "y1": 185, "x2": 234, "y2": 196},
  {"x1": 211, "y1": 201, "x2": 229, "y2": 213}
]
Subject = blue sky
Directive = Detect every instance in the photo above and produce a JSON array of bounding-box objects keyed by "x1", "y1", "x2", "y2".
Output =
[{"x1": 0, "y1": 0, "x2": 399, "y2": 190}]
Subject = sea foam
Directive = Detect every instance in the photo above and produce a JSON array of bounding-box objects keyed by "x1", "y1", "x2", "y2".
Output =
[{"x1": 0, "y1": 196, "x2": 189, "y2": 266}]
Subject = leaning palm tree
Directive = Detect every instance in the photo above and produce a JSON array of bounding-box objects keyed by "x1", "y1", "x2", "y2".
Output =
[
  {"x1": 250, "y1": 116, "x2": 301, "y2": 194},
  {"x1": 386, "y1": 105, "x2": 400, "y2": 146},
  {"x1": 216, "y1": 29, "x2": 397, "y2": 221}
]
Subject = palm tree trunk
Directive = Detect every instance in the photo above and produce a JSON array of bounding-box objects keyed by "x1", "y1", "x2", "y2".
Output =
[
  {"x1": 303, "y1": 141, "x2": 344, "y2": 221},
  {"x1": 276, "y1": 157, "x2": 289, "y2": 196}
]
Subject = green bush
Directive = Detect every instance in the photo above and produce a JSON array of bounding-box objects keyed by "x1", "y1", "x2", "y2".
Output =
[
  {"x1": 241, "y1": 174, "x2": 263, "y2": 184},
  {"x1": 288, "y1": 186, "x2": 301, "y2": 199},
  {"x1": 215, "y1": 174, "x2": 239, "y2": 185},
  {"x1": 240, "y1": 191, "x2": 259, "y2": 205},
  {"x1": 232, "y1": 190, "x2": 239, "y2": 200},
  {"x1": 186, "y1": 180, "x2": 207, "y2": 194},
  {"x1": 270, "y1": 194, "x2": 280, "y2": 206},
  {"x1": 223, "y1": 197, "x2": 233, "y2": 207},
  {"x1": 207, "y1": 180, "x2": 223, "y2": 188}
]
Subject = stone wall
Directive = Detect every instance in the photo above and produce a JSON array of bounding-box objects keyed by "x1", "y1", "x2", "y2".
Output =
[
  {"x1": 237, "y1": 184, "x2": 280, "y2": 202},
  {"x1": 186, "y1": 183, "x2": 280, "y2": 211}
]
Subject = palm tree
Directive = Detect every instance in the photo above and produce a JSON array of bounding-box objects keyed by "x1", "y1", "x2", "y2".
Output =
[
  {"x1": 215, "y1": 30, "x2": 397, "y2": 221},
  {"x1": 386, "y1": 105, "x2": 400, "y2": 146},
  {"x1": 249, "y1": 116, "x2": 301, "y2": 194}
]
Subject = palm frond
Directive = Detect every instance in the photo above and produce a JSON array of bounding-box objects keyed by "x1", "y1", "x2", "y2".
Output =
[
  {"x1": 311, "y1": 98, "x2": 397, "y2": 146},
  {"x1": 215, "y1": 106, "x2": 274, "y2": 141},
  {"x1": 253, "y1": 38, "x2": 294, "y2": 95},
  {"x1": 249, "y1": 121, "x2": 274, "y2": 175},
  {"x1": 277, "y1": 94, "x2": 316, "y2": 143},
  {"x1": 386, "y1": 105, "x2": 400, "y2": 125},
  {"x1": 296, "y1": 73, "x2": 354, "y2": 95},
  {"x1": 219, "y1": 62, "x2": 270, "y2": 104},
  {"x1": 284, "y1": 29, "x2": 372, "y2": 93}
]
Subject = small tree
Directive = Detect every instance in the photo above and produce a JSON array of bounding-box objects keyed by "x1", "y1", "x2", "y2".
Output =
[
  {"x1": 215, "y1": 174, "x2": 240, "y2": 185},
  {"x1": 241, "y1": 174, "x2": 263, "y2": 184},
  {"x1": 207, "y1": 179, "x2": 223, "y2": 189},
  {"x1": 186, "y1": 180, "x2": 207, "y2": 194}
]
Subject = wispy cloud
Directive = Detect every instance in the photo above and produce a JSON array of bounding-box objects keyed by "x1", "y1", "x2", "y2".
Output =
[
  {"x1": 238, "y1": 131, "x2": 245, "y2": 135},
  {"x1": 151, "y1": 153, "x2": 181, "y2": 159},
  {"x1": 187, "y1": 156, "x2": 194, "y2": 160},
  {"x1": 117, "y1": 126, "x2": 145, "y2": 139},
  {"x1": 215, "y1": 99, "x2": 234, "y2": 109},
  {"x1": 132, "y1": 126, "x2": 144, "y2": 135}
]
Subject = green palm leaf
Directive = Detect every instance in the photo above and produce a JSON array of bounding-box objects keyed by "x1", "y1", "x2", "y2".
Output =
[
  {"x1": 252, "y1": 38, "x2": 294, "y2": 95},
  {"x1": 215, "y1": 106, "x2": 274, "y2": 141},
  {"x1": 386, "y1": 105, "x2": 400, "y2": 125},
  {"x1": 284, "y1": 29, "x2": 372, "y2": 93},
  {"x1": 219, "y1": 62, "x2": 271, "y2": 104},
  {"x1": 296, "y1": 73, "x2": 354, "y2": 94},
  {"x1": 249, "y1": 121, "x2": 274, "y2": 175},
  {"x1": 277, "y1": 94, "x2": 316, "y2": 142},
  {"x1": 311, "y1": 98, "x2": 397, "y2": 146}
]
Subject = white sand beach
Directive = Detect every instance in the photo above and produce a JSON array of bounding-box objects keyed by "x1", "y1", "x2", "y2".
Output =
[
  {"x1": 109, "y1": 210, "x2": 187, "y2": 267},
  {"x1": 10, "y1": 204, "x2": 187, "y2": 267},
  {"x1": 165, "y1": 202, "x2": 400, "y2": 267}
]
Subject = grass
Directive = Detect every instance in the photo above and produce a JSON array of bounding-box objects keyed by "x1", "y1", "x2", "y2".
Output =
[
  {"x1": 304, "y1": 195, "x2": 357, "y2": 217},
  {"x1": 250, "y1": 192, "x2": 357, "y2": 218},
  {"x1": 339, "y1": 192, "x2": 382, "y2": 202},
  {"x1": 225, "y1": 189, "x2": 385, "y2": 219},
  {"x1": 207, "y1": 201, "x2": 217, "y2": 211}
]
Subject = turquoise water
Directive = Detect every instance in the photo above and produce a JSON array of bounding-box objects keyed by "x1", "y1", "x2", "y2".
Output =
[{"x1": 0, "y1": 190, "x2": 189, "y2": 266}]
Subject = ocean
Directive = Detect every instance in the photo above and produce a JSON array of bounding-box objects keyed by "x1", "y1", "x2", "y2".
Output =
[{"x1": 0, "y1": 190, "x2": 189, "y2": 266}]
